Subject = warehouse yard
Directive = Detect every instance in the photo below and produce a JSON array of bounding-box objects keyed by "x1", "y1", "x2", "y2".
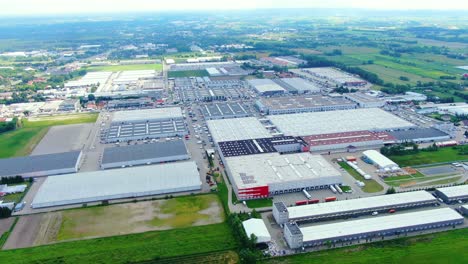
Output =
[{"x1": 5, "y1": 195, "x2": 224, "y2": 248}]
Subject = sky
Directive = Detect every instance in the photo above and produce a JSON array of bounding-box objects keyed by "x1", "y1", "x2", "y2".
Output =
[{"x1": 1, "y1": 0, "x2": 467, "y2": 15}]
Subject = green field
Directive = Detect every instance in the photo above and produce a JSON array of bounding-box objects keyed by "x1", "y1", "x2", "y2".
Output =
[
  {"x1": 140, "y1": 250, "x2": 239, "y2": 264},
  {"x1": 0, "y1": 223, "x2": 237, "y2": 264},
  {"x1": 389, "y1": 147, "x2": 468, "y2": 167},
  {"x1": 246, "y1": 198, "x2": 273, "y2": 209},
  {"x1": 0, "y1": 113, "x2": 98, "y2": 158},
  {"x1": 86, "y1": 63, "x2": 162, "y2": 72},
  {"x1": 50, "y1": 195, "x2": 224, "y2": 242},
  {"x1": 338, "y1": 162, "x2": 384, "y2": 193},
  {"x1": 168, "y1": 70, "x2": 209, "y2": 78},
  {"x1": 265, "y1": 228, "x2": 468, "y2": 264}
]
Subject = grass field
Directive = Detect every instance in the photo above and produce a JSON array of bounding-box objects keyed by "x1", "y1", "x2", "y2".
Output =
[
  {"x1": 246, "y1": 198, "x2": 273, "y2": 209},
  {"x1": 168, "y1": 70, "x2": 209, "y2": 78},
  {"x1": 0, "y1": 113, "x2": 98, "y2": 158},
  {"x1": 138, "y1": 250, "x2": 239, "y2": 264},
  {"x1": 389, "y1": 147, "x2": 468, "y2": 167},
  {"x1": 32, "y1": 195, "x2": 224, "y2": 244},
  {"x1": 86, "y1": 63, "x2": 162, "y2": 72},
  {"x1": 384, "y1": 174, "x2": 460, "y2": 188},
  {"x1": 265, "y1": 228, "x2": 468, "y2": 264},
  {"x1": 0, "y1": 223, "x2": 237, "y2": 264},
  {"x1": 338, "y1": 162, "x2": 384, "y2": 193}
]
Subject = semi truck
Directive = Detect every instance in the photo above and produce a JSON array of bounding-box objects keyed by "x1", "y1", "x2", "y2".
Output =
[{"x1": 325, "y1": 196, "x2": 337, "y2": 202}]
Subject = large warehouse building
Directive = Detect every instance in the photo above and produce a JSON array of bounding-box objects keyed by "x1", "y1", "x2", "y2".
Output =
[
  {"x1": 344, "y1": 93, "x2": 385, "y2": 108},
  {"x1": 207, "y1": 117, "x2": 272, "y2": 143},
  {"x1": 224, "y1": 152, "x2": 342, "y2": 200},
  {"x1": 101, "y1": 140, "x2": 189, "y2": 169},
  {"x1": 218, "y1": 136, "x2": 308, "y2": 158},
  {"x1": 273, "y1": 191, "x2": 437, "y2": 224},
  {"x1": 274, "y1": 78, "x2": 321, "y2": 94},
  {"x1": 267, "y1": 108, "x2": 415, "y2": 137},
  {"x1": 106, "y1": 107, "x2": 187, "y2": 143},
  {"x1": 255, "y1": 95, "x2": 357, "y2": 115},
  {"x1": 31, "y1": 161, "x2": 201, "y2": 208},
  {"x1": 284, "y1": 208, "x2": 464, "y2": 249},
  {"x1": 247, "y1": 79, "x2": 286, "y2": 96},
  {"x1": 0, "y1": 151, "x2": 82, "y2": 178},
  {"x1": 303, "y1": 131, "x2": 395, "y2": 152},
  {"x1": 435, "y1": 185, "x2": 468, "y2": 203},
  {"x1": 388, "y1": 128, "x2": 450, "y2": 143}
]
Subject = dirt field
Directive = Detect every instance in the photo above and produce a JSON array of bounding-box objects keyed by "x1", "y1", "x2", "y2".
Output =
[
  {"x1": 0, "y1": 218, "x2": 14, "y2": 238},
  {"x1": 30, "y1": 123, "x2": 93, "y2": 155},
  {"x1": 4, "y1": 195, "x2": 224, "y2": 249}
]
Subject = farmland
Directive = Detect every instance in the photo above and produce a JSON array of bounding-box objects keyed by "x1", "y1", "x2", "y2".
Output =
[
  {"x1": 266, "y1": 228, "x2": 468, "y2": 264},
  {"x1": 0, "y1": 223, "x2": 237, "y2": 264},
  {"x1": 0, "y1": 113, "x2": 98, "y2": 158},
  {"x1": 86, "y1": 63, "x2": 162, "y2": 72}
]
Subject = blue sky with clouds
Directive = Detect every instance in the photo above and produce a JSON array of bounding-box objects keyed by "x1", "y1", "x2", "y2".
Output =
[{"x1": 1, "y1": 0, "x2": 467, "y2": 15}]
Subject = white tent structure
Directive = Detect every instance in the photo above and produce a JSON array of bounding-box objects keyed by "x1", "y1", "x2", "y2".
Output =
[
  {"x1": 363, "y1": 150, "x2": 400, "y2": 171},
  {"x1": 242, "y1": 218, "x2": 271, "y2": 243}
]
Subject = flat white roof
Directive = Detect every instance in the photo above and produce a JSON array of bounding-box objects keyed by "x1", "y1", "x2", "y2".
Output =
[
  {"x1": 248, "y1": 79, "x2": 286, "y2": 93},
  {"x1": 207, "y1": 117, "x2": 272, "y2": 143},
  {"x1": 287, "y1": 191, "x2": 436, "y2": 220},
  {"x1": 242, "y1": 218, "x2": 271, "y2": 243},
  {"x1": 363, "y1": 150, "x2": 398, "y2": 169},
  {"x1": 112, "y1": 107, "x2": 183, "y2": 123},
  {"x1": 268, "y1": 108, "x2": 415, "y2": 136},
  {"x1": 225, "y1": 153, "x2": 341, "y2": 189},
  {"x1": 437, "y1": 185, "x2": 468, "y2": 199},
  {"x1": 301, "y1": 208, "x2": 463, "y2": 243},
  {"x1": 280, "y1": 78, "x2": 321, "y2": 92},
  {"x1": 32, "y1": 161, "x2": 201, "y2": 208}
]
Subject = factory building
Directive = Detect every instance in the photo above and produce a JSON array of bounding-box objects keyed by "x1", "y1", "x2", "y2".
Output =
[
  {"x1": 255, "y1": 96, "x2": 357, "y2": 115},
  {"x1": 224, "y1": 152, "x2": 342, "y2": 200},
  {"x1": 303, "y1": 131, "x2": 395, "y2": 152},
  {"x1": 362, "y1": 150, "x2": 400, "y2": 172},
  {"x1": 247, "y1": 79, "x2": 286, "y2": 96},
  {"x1": 106, "y1": 107, "x2": 187, "y2": 143},
  {"x1": 274, "y1": 78, "x2": 321, "y2": 94},
  {"x1": 200, "y1": 102, "x2": 252, "y2": 120},
  {"x1": 218, "y1": 136, "x2": 308, "y2": 158},
  {"x1": 58, "y1": 99, "x2": 80, "y2": 112},
  {"x1": 435, "y1": 185, "x2": 468, "y2": 203},
  {"x1": 101, "y1": 140, "x2": 189, "y2": 169},
  {"x1": 388, "y1": 128, "x2": 450, "y2": 143},
  {"x1": 290, "y1": 68, "x2": 367, "y2": 88},
  {"x1": 0, "y1": 151, "x2": 82, "y2": 178},
  {"x1": 284, "y1": 208, "x2": 463, "y2": 249},
  {"x1": 206, "y1": 117, "x2": 272, "y2": 143},
  {"x1": 273, "y1": 191, "x2": 437, "y2": 224},
  {"x1": 31, "y1": 161, "x2": 201, "y2": 208},
  {"x1": 267, "y1": 108, "x2": 415, "y2": 137},
  {"x1": 106, "y1": 98, "x2": 153, "y2": 109},
  {"x1": 344, "y1": 93, "x2": 385, "y2": 108},
  {"x1": 460, "y1": 205, "x2": 468, "y2": 216}
]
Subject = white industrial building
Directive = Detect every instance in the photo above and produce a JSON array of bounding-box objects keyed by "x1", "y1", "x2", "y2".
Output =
[
  {"x1": 273, "y1": 191, "x2": 437, "y2": 224},
  {"x1": 206, "y1": 117, "x2": 272, "y2": 143},
  {"x1": 112, "y1": 107, "x2": 183, "y2": 124},
  {"x1": 344, "y1": 93, "x2": 385, "y2": 108},
  {"x1": 247, "y1": 79, "x2": 286, "y2": 96},
  {"x1": 267, "y1": 108, "x2": 415, "y2": 137},
  {"x1": 276, "y1": 78, "x2": 321, "y2": 94},
  {"x1": 113, "y1": 70, "x2": 158, "y2": 85},
  {"x1": 435, "y1": 185, "x2": 468, "y2": 203},
  {"x1": 224, "y1": 152, "x2": 342, "y2": 200},
  {"x1": 31, "y1": 161, "x2": 201, "y2": 208},
  {"x1": 284, "y1": 208, "x2": 464, "y2": 249},
  {"x1": 362, "y1": 150, "x2": 400, "y2": 172},
  {"x1": 64, "y1": 72, "x2": 112, "y2": 89},
  {"x1": 242, "y1": 218, "x2": 272, "y2": 243}
]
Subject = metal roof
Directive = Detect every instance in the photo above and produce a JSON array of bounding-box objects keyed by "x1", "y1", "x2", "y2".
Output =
[
  {"x1": 200, "y1": 102, "x2": 251, "y2": 119},
  {"x1": 32, "y1": 161, "x2": 201, "y2": 208},
  {"x1": 112, "y1": 107, "x2": 183, "y2": 123},
  {"x1": 277, "y1": 78, "x2": 321, "y2": 93},
  {"x1": 247, "y1": 79, "x2": 286, "y2": 93},
  {"x1": 102, "y1": 140, "x2": 188, "y2": 165},
  {"x1": 287, "y1": 191, "x2": 436, "y2": 220},
  {"x1": 436, "y1": 185, "x2": 468, "y2": 199},
  {"x1": 0, "y1": 151, "x2": 81, "y2": 177},
  {"x1": 267, "y1": 108, "x2": 415, "y2": 137},
  {"x1": 362, "y1": 150, "x2": 398, "y2": 169},
  {"x1": 242, "y1": 218, "x2": 271, "y2": 243},
  {"x1": 300, "y1": 208, "x2": 463, "y2": 243},
  {"x1": 207, "y1": 117, "x2": 272, "y2": 143},
  {"x1": 218, "y1": 136, "x2": 305, "y2": 157},
  {"x1": 388, "y1": 128, "x2": 449, "y2": 141}
]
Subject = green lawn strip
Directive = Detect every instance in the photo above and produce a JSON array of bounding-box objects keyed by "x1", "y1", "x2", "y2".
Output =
[
  {"x1": 416, "y1": 176, "x2": 462, "y2": 187},
  {"x1": 0, "y1": 223, "x2": 237, "y2": 264},
  {"x1": 246, "y1": 198, "x2": 273, "y2": 209},
  {"x1": 384, "y1": 174, "x2": 460, "y2": 187},
  {"x1": 338, "y1": 162, "x2": 384, "y2": 193},
  {"x1": 168, "y1": 70, "x2": 209, "y2": 78},
  {"x1": 86, "y1": 63, "x2": 163, "y2": 72},
  {"x1": 23, "y1": 113, "x2": 98, "y2": 127},
  {"x1": 389, "y1": 147, "x2": 468, "y2": 167},
  {"x1": 264, "y1": 228, "x2": 468, "y2": 264}
]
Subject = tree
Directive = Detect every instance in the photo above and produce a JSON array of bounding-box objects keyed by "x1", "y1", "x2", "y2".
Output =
[
  {"x1": 88, "y1": 94, "x2": 96, "y2": 101},
  {"x1": 386, "y1": 187, "x2": 396, "y2": 194}
]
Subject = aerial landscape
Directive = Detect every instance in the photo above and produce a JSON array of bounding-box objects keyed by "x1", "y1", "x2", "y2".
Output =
[{"x1": 0, "y1": 0, "x2": 467, "y2": 263}]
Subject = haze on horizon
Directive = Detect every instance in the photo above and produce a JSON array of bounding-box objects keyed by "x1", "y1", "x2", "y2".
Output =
[{"x1": 1, "y1": 0, "x2": 467, "y2": 16}]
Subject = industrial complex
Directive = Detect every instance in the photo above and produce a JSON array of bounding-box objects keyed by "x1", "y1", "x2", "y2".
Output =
[
  {"x1": 435, "y1": 185, "x2": 468, "y2": 203},
  {"x1": 207, "y1": 117, "x2": 272, "y2": 143}
]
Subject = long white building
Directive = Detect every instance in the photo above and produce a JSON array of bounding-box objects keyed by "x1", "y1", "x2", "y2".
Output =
[
  {"x1": 284, "y1": 208, "x2": 464, "y2": 249},
  {"x1": 362, "y1": 150, "x2": 400, "y2": 171}
]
